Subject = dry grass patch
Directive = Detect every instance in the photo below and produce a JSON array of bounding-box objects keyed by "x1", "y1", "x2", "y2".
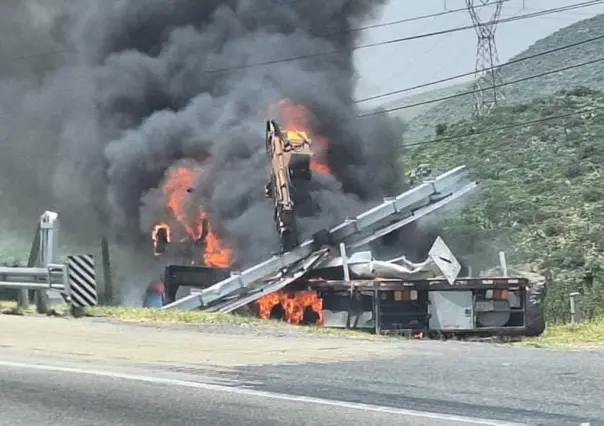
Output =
[{"x1": 519, "y1": 318, "x2": 604, "y2": 348}]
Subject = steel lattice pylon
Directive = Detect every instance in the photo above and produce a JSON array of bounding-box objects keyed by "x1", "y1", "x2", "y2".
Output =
[{"x1": 466, "y1": 0, "x2": 506, "y2": 116}]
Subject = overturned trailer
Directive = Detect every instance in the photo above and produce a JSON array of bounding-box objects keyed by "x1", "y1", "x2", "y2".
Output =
[
  {"x1": 158, "y1": 165, "x2": 547, "y2": 337},
  {"x1": 162, "y1": 238, "x2": 546, "y2": 337}
]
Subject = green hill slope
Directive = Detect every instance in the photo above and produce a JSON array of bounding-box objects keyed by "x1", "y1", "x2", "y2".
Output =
[
  {"x1": 404, "y1": 87, "x2": 604, "y2": 322},
  {"x1": 377, "y1": 81, "x2": 469, "y2": 122},
  {"x1": 406, "y1": 13, "x2": 604, "y2": 144}
]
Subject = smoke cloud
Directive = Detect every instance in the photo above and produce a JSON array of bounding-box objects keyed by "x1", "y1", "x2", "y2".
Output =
[{"x1": 0, "y1": 0, "x2": 405, "y2": 268}]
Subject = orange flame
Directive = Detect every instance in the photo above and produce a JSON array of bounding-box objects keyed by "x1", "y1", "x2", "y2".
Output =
[
  {"x1": 275, "y1": 98, "x2": 331, "y2": 174},
  {"x1": 163, "y1": 166, "x2": 203, "y2": 239},
  {"x1": 152, "y1": 163, "x2": 234, "y2": 267},
  {"x1": 204, "y1": 222, "x2": 233, "y2": 268},
  {"x1": 256, "y1": 290, "x2": 323, "y2": 325}
]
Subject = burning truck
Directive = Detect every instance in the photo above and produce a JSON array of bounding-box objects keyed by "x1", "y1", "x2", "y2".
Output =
[
  {"x1": 149, "y1": 164, "x2": 233, "y2": 269},
  {"x1": 144, "y1": 98, "x2": 336, "y2": 314},
  {"x1": 143, "y1": 98, "x2": 546, "y2": 338},
  {"x1": 147, "y1": 98, "x2": 330, "y2": 268}
]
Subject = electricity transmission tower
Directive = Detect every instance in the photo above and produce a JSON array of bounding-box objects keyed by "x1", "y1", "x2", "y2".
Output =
[{"x1": 466, "y1": 0, "x2": 506, "y2": 116}]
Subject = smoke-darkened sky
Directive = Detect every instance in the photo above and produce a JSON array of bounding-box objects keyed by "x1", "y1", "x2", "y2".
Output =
[{"x1": 0, "y1": 0, "x2": 405, "y2": 266}]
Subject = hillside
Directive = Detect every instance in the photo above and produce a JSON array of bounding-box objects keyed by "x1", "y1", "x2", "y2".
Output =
[
  {"x1": 376, "y1": 81, "x2": 469, "y2": 122},
  {"x1": 405, "y1": 13, "x2": 604, "y2": 144},
  {"x1": 404, "y1": 87, "x2": 604, "y2": 321}
]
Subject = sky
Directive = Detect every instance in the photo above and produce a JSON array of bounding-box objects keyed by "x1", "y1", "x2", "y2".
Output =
[{"x1": 354, "y1": 0, "x2": 604, "y2": 108}]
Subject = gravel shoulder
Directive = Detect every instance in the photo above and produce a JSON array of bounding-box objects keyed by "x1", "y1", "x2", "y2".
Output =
[{"x1": 0, "y1": 315, "x2": 400, "y2": 368}]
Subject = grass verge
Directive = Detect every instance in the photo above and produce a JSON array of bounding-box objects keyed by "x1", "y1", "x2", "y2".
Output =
[
  {"x1": 88, "y1": 305, "x2": 264, "y2": 324},
  {"x1": 0, "y1": 300, "x2": 374, "y2": 338},
  {"x1": 0, "y1": 300, "x2": 38, "y2": 315},
  {"x1": 88, "y1": 306, "x2": 376, "y2": 338},
  {"x1": 7, "y1": 299, "x2": 600, "y2": 345},
  {"x1": 519, "y1": 318, "x2": 604, "y2": 348}
]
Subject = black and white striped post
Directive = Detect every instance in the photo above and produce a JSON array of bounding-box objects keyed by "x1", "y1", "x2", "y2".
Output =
[{"x1": 66, "y1": 255, "x2": 98, "y2": 310}]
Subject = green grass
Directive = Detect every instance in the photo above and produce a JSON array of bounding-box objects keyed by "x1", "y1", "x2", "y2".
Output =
[
  {"x1": 0, "y1": 301, "x2": 375, "y2": 338},
  {"x1": 89, "y1": 306, "x2": 378, "y2": 338},
  {"x1": 0, "y1": 300, "x2": 38, "y2": 315},
  {"x1": 6, "y1": 299, "x2": 601, "y2": 345},
  {"x1": 520, "y1": 318, "x2": 604, "y2": 347},
  {"x1": 88, "y1": 305, "x2": 261, "y2": 324}
]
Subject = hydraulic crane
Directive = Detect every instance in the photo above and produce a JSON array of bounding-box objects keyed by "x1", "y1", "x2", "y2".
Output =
[{"x1": 264, "y1": 120, "x2": 313, "y2": 252}]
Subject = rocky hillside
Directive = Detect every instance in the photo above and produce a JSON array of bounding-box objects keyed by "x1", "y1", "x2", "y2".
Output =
[
  {"x1": 405, "y1": 13, "x2": 604, "y2": 145},
  {"x1": 404, "y1": 87, "x2": 604, "y2": 321}
]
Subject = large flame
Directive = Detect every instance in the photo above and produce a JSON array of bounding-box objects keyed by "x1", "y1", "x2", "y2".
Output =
[
  {"x1": 163, "y1": 166, "x2": 203, "y2": 239},
  {"x1": 275, "y1": 98, "x2": 331, "y2": 174},
  {"x1": 203, "y1": 222, "x2": 233, "y2": 268},
  {"x1": 151, "y1": 164, "x2": 233, "y2": 267},
  {"x1": 256, "y1": 290, "x2": 323, "y2": 325}
]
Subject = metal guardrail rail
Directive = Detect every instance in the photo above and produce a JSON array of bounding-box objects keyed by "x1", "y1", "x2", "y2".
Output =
[
  {"x1": 0, "y1": 211, "x2": 99, "y2": 313},
  {"x1": 161, "y1": 165, "x2": 478, "y2": 311},
  {"x1": 0, "y1": 263, "x2": 68, "y2": 291},
  {"x1": 207, "y1": 248, "x2": 330, "y2": 314}
]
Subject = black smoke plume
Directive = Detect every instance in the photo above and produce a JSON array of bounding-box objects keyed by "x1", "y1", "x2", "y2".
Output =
[{"x1": 0, "y1": 0, "x2": 406, "y2": 268}]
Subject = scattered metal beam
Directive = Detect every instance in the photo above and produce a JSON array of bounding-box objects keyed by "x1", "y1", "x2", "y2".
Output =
[{"x1": 162, "y1": 166, "x2": 477, "y2": 311}]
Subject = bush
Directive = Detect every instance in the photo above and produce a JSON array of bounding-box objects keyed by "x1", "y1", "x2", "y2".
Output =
[{"x1": 403, "y1": 90, "x2": 604, "y2": 321}]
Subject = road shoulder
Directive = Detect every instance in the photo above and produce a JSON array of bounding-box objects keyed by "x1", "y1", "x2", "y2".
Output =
[{"x1": 0, "y1": 315, "x2": 401, "y2": 368}]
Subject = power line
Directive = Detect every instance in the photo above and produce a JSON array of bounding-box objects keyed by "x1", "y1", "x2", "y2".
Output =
[
  {"x1": 367, "y1": 4, "x2": 483, "y2": 96},
  {"x1": 354, "y1": 0, "x2": 604, "y2": 50},
  {"x1": 402, "y1": 104, "x2": 604, "y2": 149},
  {"x1": 198, "y1": 0, "x2": 604, "y2": 75},
  {"x1": 244, "y1": 0, "x2": 512, "y2": 36},
  {"x1": 4, "y1": 0, "x2": 601, "y2": 73},
  {"x1": 357, "y1": 55, "x2": 604, "y2": 117},
  {"x1": 317, "y1": 0, "x2": 513, "y2": 37},
  {"x1": 3, "y1": 50, "x2": 67, "y2": 63},
  {"x1": 0, "y1": 0, "x2": 509, "y2": 66},
  {"x1": 355, "y1": 33, "x2": 604, "y2": 104},
  {"x1": 321, "y1": 0, "x2": 505, "y2": 94}
]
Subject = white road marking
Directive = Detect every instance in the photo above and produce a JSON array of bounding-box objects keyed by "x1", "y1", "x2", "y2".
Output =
[{"x1": 0, "y1": 359, "x2": 525, "y2": 426}]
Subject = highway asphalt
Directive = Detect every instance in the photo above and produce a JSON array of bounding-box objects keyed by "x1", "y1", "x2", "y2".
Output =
[
  {"x1": 0, "y1": 317, "x2": 603, "y2": 425},
  {"x1": 0, "y1": 357, "x2": 511, "y2": 426},
  {"x1": 225, "y1": 341, "x2": 604, "y2": 426}
]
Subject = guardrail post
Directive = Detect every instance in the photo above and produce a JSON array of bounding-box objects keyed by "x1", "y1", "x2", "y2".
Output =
[
  {"x1": 36, "y1": 211, "x2": 59, "y2": 314},
  {"x1": 499, "y1": 251, "x2": 508, "y2": 277},
  {"x1": 100, "y1": 236, "x2": 113, "y2": 304},
  {"x1": 569, "y1": 292, "x2": 581, "y2": 324},
  {"x1": 341, "y1": 243, "x2": 354, "y2": 329},
  {"x1": 18, "y1": 224, "x2": 42, "y2": 310}
]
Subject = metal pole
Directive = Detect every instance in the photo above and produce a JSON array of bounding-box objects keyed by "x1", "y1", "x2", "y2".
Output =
[
  {"x1": 101, "y1": 236, "x2": 114, "y2": 304},
  {"x1": 16, "y1": 286, "x2": 29, "y2": 309},
  {"x1": 36, "y1": 211, "x2": 59, "y2": 314},
  {"x1": 17, "y1": 224, "x2": 41, "y2": 309},
  {"x1": 499, "y1": 251, "x2": 508, "y2": 276},
  {"x1": 373, "y1": 281, "x2": 380, "y2": 335},
  {"x1": 569, "y1": 292, "x2": 580, "y2": 324},
  {"x1": 341, "y1": 243, "x2": 353, "y2": 329}
]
